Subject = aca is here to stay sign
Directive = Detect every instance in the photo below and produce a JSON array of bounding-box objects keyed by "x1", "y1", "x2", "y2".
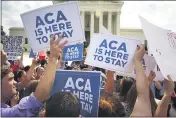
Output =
[{"x1": 21, "y1": 1, "x2": 85, "y2": 52}]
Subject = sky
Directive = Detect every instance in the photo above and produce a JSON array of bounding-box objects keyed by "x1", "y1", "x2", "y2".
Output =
[{"x1": 2, "y1": 1, "x2": 176, "y2": 35}]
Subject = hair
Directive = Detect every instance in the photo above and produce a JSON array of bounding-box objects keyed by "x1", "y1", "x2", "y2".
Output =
[
  {"x1": 1, "y1": 61, "x2": 11, "y2": 79},
  {"x1": 40, "y1": 59, "x2": 47, "y2": 66},
  {"x1": 99, "y1": 91, "x2": 126, "y2": 117},
  {"x1": 94, "y1": 67, "x2": 106, "y2": 74},
  {"x1": 24, "y1": 65, "x2": 30, "y2": 72},
  {"x1": 119, "y1": 77, "x2": 134, "y2": 102},
  {"x1": 23, "y1": 80, "x2": 39, "y2": 97},
  {"x1": 46, "y1": 92, "x2": 80, "y2": 117},
  {"x1": 126, "y1": 82, "x2": 157, "y2": 116},
  {"x1": 17, "y1": 70, "x2": 25, "y2": 79}
]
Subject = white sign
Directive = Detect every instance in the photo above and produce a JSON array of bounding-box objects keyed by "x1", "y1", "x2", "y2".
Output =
[
  {"x1": 154, "y1": 65, "x2": 164, "y2": 81},
  {"x1": 116, "y1": 54, "x2": 156, "y2": 78},
  {"x1": 139, "y1": 16, "x2": 176, "y2": 80},
  {"x1": 21, "y1": 1, "x2": 85, "y2": 52},
  {"x1": 100, "y1": 25, "x2": 112, "y2": 35},
  {"x1": 85, "y1": 34, "x2": 141, "y2": 72}
]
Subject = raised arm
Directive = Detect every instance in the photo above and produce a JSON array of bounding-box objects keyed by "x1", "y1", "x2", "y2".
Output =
[
  {"x1": 154, "y1": 75, "x2": 175, "y2": 116},
  {"x1": 17, "y1": 59, "x2": 37, "y2": 90},
  {"x1": 104, "y1": 71, "x2": 114, "y2": 95},
  {"x1": 34, "y1": 34, "x2": 68, "y2": 103},
  {"x1": 148, "y1": 71, "x2": 156, "y2": 88},
  {"x1": 131, "y1": 44, "x2": 152, "y2": 117}
]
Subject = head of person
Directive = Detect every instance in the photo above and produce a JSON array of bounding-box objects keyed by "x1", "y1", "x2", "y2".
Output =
[
  {"x1": 45, "y1": 92, "x2": 80, "y2": 117},
  {"x1": 14, "y1": 60, "x2": 20, "y2": 66},
  {"x1": 127, "y1": 82, "x2": 157, "y2": 116},
  {"x1": 23, "y1": 65, "x2": 30, "y2": 73},
  {"x1": 99, "y1": 92, "x2": 126, "y2": 117},
  {"x1": 119, "y1": 77, "x2": 134, "y2": 102},
  {"x1": 36, "y1": 66, "x2": 44, "y2": 78},
  {"x1": 24, "y1": 80, "x2": 39, "y2": 97},
  {"x1": 17, "y1": 70, "x2": 26, "y2": 82},
  {"x1": 1, "y1": 61, "x2": 17, "y2": 103}
]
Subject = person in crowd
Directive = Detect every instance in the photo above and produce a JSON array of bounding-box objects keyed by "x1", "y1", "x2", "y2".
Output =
[
  {"x1": 130, "y1": 44, "x2": 153, "y2": 116},
  {"x1": 23, "y1": 80, "x2": 39, "y2": 97},
  {"x1": 10, "y1": 51, "x2": 24, "y2": 72},
  {"x1": 151, "y1": 79, "x2": 165, "y2": 100},
  {"x1": 45, "y1": 92, "x2": 80, "y2": 117},
  {"x1": 35, "y1": 66, "x2": 44, "y2": 80},
  {"x1": 1, "y1": 34, "x2": 68, "y2": 117},
  {"x1": 127, "y1": 82, "x2": 157, "y2": 116},
  {"x1": 23, "y1": 65, "x2": 30, "y2": 73},
  {"x1": 170, "y1": 84, "x2": 176, "y2": 116},
  {"x1": 114, "y1": 75, "x2": 124, "y2": 93},
  {"x1": 99, "y1": 70, "x2": 126, "y2": 117},
  {"x1": 154, "y1": 76, "x2": 175, "y2": 116}
]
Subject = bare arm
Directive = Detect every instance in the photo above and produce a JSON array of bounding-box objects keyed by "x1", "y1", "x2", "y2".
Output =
[
  {"x1": 19, "y1": 49, "x2": 24, "y2": 67},
  {"x1": 104, "y1": 71, "x2": 114, "y2": 95},
  {"x1": 154, "y1": 75, "x2": 174, "y2": 116},
  {"x1": 154, "y1": 80, "x2": 162, "y2": 90},
  {"x1": 148, "y1": 71, "x2": 156, "y2": 88},
  {"x1": 34, "y1": 35, "x2": 68, "y2": 103},
  {"x1": 17, "y1": 59, "x2": 36, "y2": 90},
  {"x1": 131, "y1": 45, "x2": 152, "y2": 117}
]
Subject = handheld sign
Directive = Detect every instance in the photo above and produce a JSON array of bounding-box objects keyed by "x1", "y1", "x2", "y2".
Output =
[
  {"x1": 51, "y1": 70, "x2": 101, "y2": 117},
  {"x1": 116, "y1": 54, "x2": 156, "y2": 78},
  {"x1": 139, "y1": 16, "x2": 176, "y2": 80},
  {"x1": 29, "y1": 49, "x2": 36, "y2": 58},
  {"x1": 63, "y1": 43, "x2": 83, "y2": 62},
  {"x1": 21, "y1": 1, "x2": 85, "y2": 52},
  {"x1": 3, "y1": 36, "x2": 23, "y2": 60},
  {"x1": 85, "y1": 34, "x2": 141, "y2": 72}
]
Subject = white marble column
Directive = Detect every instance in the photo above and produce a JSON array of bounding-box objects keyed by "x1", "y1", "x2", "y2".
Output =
[
  {"x1": 81, "y1": 11, "x2": 85, "y2": 30},
  {"x1": 108, "y1": 12, "x2": 112, "y2": 32},
  {"x1": 99, "y1": 12, "x2": 103, "y2": 33},
  {"x1": 116, "y1": 11, "x2": 121, "y2": 35},
  {"x1": 90, "y1": 11, "x2": 94, "y2": 38}
]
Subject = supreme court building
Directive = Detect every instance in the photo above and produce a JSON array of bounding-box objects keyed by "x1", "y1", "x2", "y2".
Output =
[{"x1": 9, "y1": 1, "x2": 147, "y2": 51}]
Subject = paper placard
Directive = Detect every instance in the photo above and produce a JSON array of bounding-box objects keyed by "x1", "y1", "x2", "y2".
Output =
[
  {"x1": 63, "y1": 43, "x2": 83, "y2": 62},
  {"x1": 85, "y1": 33, "x2": 141, "y2": 72},
  {"x1": 21, "y1": 1, "x2": 85, "y2": 52},
  {"x1": 3, "y1": 36, "x2": 23, "y2": 60},
  {"x1": 51, "y1": 70, "x2": 101, "y2": 117},
  {"x1": 139, "y1": 16, "x2": 176, "y2": 80}
]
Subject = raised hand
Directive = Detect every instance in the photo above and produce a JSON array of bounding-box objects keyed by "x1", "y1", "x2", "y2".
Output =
[
  {"x1": 11, "y1": 92, "x2": 19, "y2": 107},
  {"x1": 148, "y1": 71, "x2": 156, "y2": 81},
  {"x1": 163, "y1": 75, "x2": 175, "y2": 96},
  {"x1": 134, "y1": 44, "x2": 146, "y2": 63},
  {"x1": 50, "y1": 34, "x2": 68, "y2": 60}
]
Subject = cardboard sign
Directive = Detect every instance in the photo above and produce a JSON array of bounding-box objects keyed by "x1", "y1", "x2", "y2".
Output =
[
  {"x1": 21, "y1": 1, "x2": 85, "y2": 52},
  {"x1": 51, "y1": 70, "x2": 101, "y2": 117},
  {"x1": 116, "y1": 54, "x2": 156, "y2": 78},
  {"x1": 63, "y1": 43, "x2": 83, "y2": 62},
  {"x1": 29, "y1": 49, "x2": 37, "y2": 58},
  {"x1": 3, "y1": 36, "x2": 23, "y2": 60},
  {"x1": 85, "y1": 34, "x2": 141, "y2": 72},
  {"x1": 139, "y1": 16, "x2": 176, "y2": 80}
]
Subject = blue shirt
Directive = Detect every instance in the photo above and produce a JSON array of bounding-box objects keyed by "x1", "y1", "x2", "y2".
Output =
[{"x1": 1, "y1": 92, "x2": 43, "y2": 117}]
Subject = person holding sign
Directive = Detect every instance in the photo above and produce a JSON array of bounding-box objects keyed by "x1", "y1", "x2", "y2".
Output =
[
  {"x1": 130, "y1": 44, "x2": 152, "y2": 116},
  {"x1": 1, "y1": 34, "x2": 68, "y2": 117}
]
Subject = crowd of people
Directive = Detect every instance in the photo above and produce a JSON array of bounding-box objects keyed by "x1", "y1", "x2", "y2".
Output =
[{"x1": 1, "y1": 34, "x2": 176, "y2": 117}]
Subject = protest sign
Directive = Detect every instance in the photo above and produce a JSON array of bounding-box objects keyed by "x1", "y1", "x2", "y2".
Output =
[
  {"x1": 85, "y1": 34, "x2": 141, "y2": 72},
  {"x1": 3, "y1": 36, "x2": 23, "y2": 60},
  {"x1": 139, "y1": 16, "x2": 176, "y2": 80},
  {"x1": 154, "y1": 65, "x2": 164, "y2": 81},
  {"x1": 63, "y1": 43, "x2": 83, "y2": 62},
  {"x1": 51, "y1": 70, "x2": 101, "y2": 117},
  {"x1": 29, "y1": 49, "x2": 37, "y2": 58},
  {"x1": 21, "y1": 1, "x2": 85, "y2": 52},
  {"x1": 116, "y1": 54, "x2": 156, "y2": 78}
]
